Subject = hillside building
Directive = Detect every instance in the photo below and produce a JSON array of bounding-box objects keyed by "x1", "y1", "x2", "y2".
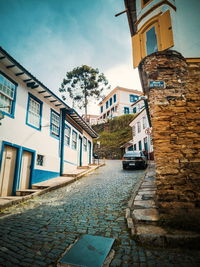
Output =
[{"x1": 98, "y1": 86, "x2": 143, "y2": 122}]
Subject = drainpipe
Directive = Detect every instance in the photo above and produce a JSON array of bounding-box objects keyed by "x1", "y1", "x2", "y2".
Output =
[{"x1": 60, "y1": 108, "x2": 66, "y2": 176}]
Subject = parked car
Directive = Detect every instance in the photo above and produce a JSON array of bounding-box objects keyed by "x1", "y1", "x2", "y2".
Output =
[{"x1": 122, "y1": 151, "x2": 147, "y2": 170}]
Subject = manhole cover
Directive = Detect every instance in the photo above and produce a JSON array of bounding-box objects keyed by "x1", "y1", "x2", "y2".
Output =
[{"x1": 59, "y1": 234, "x2": 115, "y2": 267}]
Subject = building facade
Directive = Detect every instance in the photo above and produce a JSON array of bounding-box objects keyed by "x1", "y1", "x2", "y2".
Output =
[
  {"x1": 124, "y1": 0, "x2": 200, "y2": 68},
  {"x1": 98, "y1": 86, "x2": 143, "y2": 122},
  {"x1": 124, "y1": 0, "x2": 200, "y2": 213},
  {"x1": 82, "y1": 114, "x2": 99, "y2": 126},
  {"x1": 129, "y1": 101, "x2": 153, "y2": 158},
  {"x1": 0, "y1": 47, "x2": 98, "y2": 197}
]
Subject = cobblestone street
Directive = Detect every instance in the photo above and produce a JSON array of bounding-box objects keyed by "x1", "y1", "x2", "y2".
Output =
[{"x1": 0, "y1": 160, "x2": 200, "y2": 266}]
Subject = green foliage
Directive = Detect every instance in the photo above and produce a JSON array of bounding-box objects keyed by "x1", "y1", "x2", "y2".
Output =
[
  {"x1": 60, "y1": 65, "x2": 110, "y2": 116},
  {"x1": 93, "y1": 114, "x2": 135, "y2": 159}
]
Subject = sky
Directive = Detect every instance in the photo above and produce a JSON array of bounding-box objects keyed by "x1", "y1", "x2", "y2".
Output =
[{"x1": 0, "y1": 0, "x2": 142, "y2": 115}]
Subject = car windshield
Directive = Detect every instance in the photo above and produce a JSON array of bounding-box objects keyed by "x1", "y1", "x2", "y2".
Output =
[{"x1": 124, "y1": 151, "x2": 142, "y2": 157}]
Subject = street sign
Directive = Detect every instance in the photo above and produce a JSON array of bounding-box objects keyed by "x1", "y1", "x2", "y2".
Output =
[
  {"x1": 149, "y1": 81, "x2": 165, "y2": 88},
  {"x1": 145, "y1": 128, "x2": 152, "y2": 135}
]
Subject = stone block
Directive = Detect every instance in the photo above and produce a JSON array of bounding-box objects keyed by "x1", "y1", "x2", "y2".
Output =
[{"x1": 132, "y1": 208, "x2": 159, "y2": 222}]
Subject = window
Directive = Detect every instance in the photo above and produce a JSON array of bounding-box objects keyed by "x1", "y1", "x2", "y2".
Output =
[
  {"x1": 100, "y1": 106, "x2": 103, "y2": 113},
  {"x1": 106, "y1": 101, "x2": 109, "y2": 109},
  {"x1": 144, "y1": 137, "x2": 148, "y2": 152},
  {"x1": 134, "y1": 144, "x2": 137, "y2": 151},
  {"x1": 50, "y1": 110, "x2": 60, "y2": 138},
  {"x1": 26, "y1": 94, "x2": 42, "y2": 130},
  {"x1": 128, "y1": 145, "x2": 133, "y2": 151},
  {"x1": 138, "y1": 140, "x2": 142, "y2": 151},
  {"x1": 109, "y1": 98, "x2": 112, "y2": 106},
  {"x1": 72, "y1": 130, "x2": 77, "y2": 149},
  {"x1": 113, "y1": 94, "x2": 116, "y2": 103},
  {"x1": 142, "y1": 116, "x2": 147, "y2": 129},
  {"x1": 132, "y1": 11, "x2": 174, "y2": 67},
  {"x1": 64, "y1": 124, "x2": 71, "y2": 146},
  {"x1": 133, "y1": 107, "x2": 137, "y2": 113},
  {"x1": 137, "y1": 121, "x2": 141, "y2": 133},
  {"x1": 83, "y1": 137, "x2": 87, "y2": 152},
  {"x1": 130, "y1": 95, "x2": 139, "y2": 103},
  {"x1": 146, "y1": 26, "x2": 158, "y2": 55},
  {"x1": 141, "y1": 0, "x2": 153, "y2": 8},
  {"x1": 124, "y1": 107, "x2": 129, "y2": 114},
  {"x1": 0, "y1": 73, "x2": 17, "y2": 117},
  {"x1": 132, "y1": 125, "x2": 136, "y2": 137},
  {"x1": 37, "y1": 154, "x2": 44, "y2": 166}
]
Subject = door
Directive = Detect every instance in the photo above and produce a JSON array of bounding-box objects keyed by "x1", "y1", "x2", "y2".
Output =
[
  {"x1": 78, "y1": 136, "x2": 82, "y2": 167},
  {"x1": 19, "y1": 151, "x2": 32, "y2": 190},
  {"x1": 0, "y1": 145, "x2": 17, "y2": 196},
  {"x1": 88, "y1": 141, "x2": 92, "y2": 165}
]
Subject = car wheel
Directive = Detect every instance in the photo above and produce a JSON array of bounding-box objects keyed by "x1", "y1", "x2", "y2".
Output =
[{"x1": 123, "y1": 165, "x2": 127, "y2": 170}]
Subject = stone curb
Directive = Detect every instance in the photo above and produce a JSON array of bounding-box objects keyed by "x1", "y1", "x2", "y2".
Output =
[
  {"x1": 125, "y1": 162, "x2": 200, "y2": 249},
  {"x1": 0, "y1": 163, "x2": 105, "y2": 212}
]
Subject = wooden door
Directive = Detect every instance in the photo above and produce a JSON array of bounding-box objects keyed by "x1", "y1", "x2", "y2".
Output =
[
  {"x1": 0, "y1": 145, "x2": 17, "y2": 196},
  {"x1": 19, "y1": 151, "x2": 32, "y2": 190}
]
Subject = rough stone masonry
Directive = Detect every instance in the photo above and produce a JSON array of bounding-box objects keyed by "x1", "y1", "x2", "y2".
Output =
[{"x1": 138, "y1": 50, "x2": 200, "y2": 215}]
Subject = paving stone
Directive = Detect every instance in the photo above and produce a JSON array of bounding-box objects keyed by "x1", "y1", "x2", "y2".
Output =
[
  {"x1": 0, "y1": 160, "x2": 199, "y2": 266},
  {"x1": 134, "y1": 200, "x2": 156, "y2": 208},
  {"x1": 132, "y1": 208, "x2": 159, "y2": 222}
]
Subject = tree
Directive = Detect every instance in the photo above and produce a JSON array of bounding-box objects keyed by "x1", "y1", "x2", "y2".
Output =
[{"x1": 59, "y1": 65, "x2": 110, "y2": 116}]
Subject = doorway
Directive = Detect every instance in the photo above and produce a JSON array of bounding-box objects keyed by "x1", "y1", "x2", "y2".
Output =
[
  {"x1": 0, "y1": 145, "x2": 18, "y2": 196},
  {"x1": 78, "y1": 136, "x2": 82, "y2": 167},
  {"x1": 19, "y1": 150, "x2": 33, "y2": 190}
]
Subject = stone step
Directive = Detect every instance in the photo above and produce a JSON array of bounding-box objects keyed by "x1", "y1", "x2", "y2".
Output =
[
  {"x1": 32, "y1": 184, "x2": 49, "y2": 189},
  {"x1": 77, "y1": 166, "x2": 90, "y2": 169},
  {"x1": 16, "y1": 189, "x2": 41, "y2": 196}
]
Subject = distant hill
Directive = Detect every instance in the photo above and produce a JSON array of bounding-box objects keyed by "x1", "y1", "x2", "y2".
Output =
[{"x1": 92, "y1": 114, "x2": 135, "y2": 159}]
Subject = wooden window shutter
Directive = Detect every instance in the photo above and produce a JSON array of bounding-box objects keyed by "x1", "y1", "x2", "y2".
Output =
[
  {"x1": 132, "y1": 33, "x2": 142, "y2": 68},
  {"x1": 158, "y1": 10, "x2": 174, "y2": 50}
]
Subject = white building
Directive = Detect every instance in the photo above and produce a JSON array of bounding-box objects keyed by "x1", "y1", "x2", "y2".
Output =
[
  {"x1": 129, "y1": 100, "x2": 153, "y2": 158},
  {"x1": 82, "y1": 114, "x2": 99, "y2": 126},
  {"x1": 0, "y1": 47, "x2": 98, "y2": 197},
  {"x1": 124, "y1": 0, "x2": 200, "y2": 68},
  {"x1": 98, "y1": 86, "x2": 143, "y2": 122}
]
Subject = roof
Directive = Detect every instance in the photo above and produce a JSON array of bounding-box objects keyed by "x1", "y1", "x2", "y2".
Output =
[
  {"x1": 0, "y1": 47, "x2": 98, "y2": 138},
  {"x1": 98, "y1": 86, "x2": 143, "y2": 105}
]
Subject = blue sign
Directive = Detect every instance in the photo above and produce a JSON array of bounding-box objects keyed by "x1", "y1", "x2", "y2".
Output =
[{"x1": 149, "y1": 81, "x2": 165, "y2": 88}]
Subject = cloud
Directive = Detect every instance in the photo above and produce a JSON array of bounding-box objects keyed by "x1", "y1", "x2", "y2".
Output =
[{"x1": 105, "y1": 64, "x2": 142, "y2": 91}]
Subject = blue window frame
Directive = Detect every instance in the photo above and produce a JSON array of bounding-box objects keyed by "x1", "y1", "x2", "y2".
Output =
[
  {"x1": 109, "y1": 98, "x2": 112, "y2": 106},
  {"x1": 26, "y1": 93, "x2": 43, "y2": 130},
  {"x1": 72, "y1": 130, "x2": 77, "y2": 149},
  {"x1": 64, "y1": 124, "x2": 71, "y2": 146},
  {"x1": 113, "y1": 94, "x2": 116, "y2": 103},
  {"x1": 124, "y1": 107, "x2": 129, "y2": 114},
  {"x1": 100, "y1": 106, "x2": 103, "y2": 113},
  {"x1": 106, "y1": 101, "x2": 109, "y2": 109},
  {"x1": 130, "y1": 94, "x2": 139, "y2": 103},
  {"x1": 0, "y1": 72, "x2": 17, "y2": 118},
  {"x1": 133, "y1": 107, "x2": 137, "y2": 113},
  {"x1": 83, "y1": 137, "x2": 87, "y2": 152},
  {"x1": 50, "y1": 109, "x2": 60, "y2": 139},
  {"x1": 138, "y1": 140, "x2": 142, "y2": 151}
]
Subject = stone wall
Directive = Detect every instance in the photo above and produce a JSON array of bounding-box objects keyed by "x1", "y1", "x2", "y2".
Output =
[{"x1": 138, "y1": 50, "x2": 200, "y2": 214}]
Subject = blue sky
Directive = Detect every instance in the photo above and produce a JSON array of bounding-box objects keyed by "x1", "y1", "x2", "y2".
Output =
[{"x1": 0, "y1": 0, "x2": 142, "y2": 114}]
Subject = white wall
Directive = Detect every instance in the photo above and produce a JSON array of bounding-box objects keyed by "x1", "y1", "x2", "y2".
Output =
[
  {"x1": 0, "y1": 62, "x2": 60, "y2": 173},
  {"x1": 129, "y1": 109, "x2": 153, "y2": 153}
]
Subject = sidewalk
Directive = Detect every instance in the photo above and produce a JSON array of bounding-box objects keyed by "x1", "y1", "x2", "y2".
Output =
[
  {"x1": 126, "y1": 161, "x2": 200, "y2": 248},
  {"x1": 0, "y1": 163, "x2": 105, "y2": 212}
]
